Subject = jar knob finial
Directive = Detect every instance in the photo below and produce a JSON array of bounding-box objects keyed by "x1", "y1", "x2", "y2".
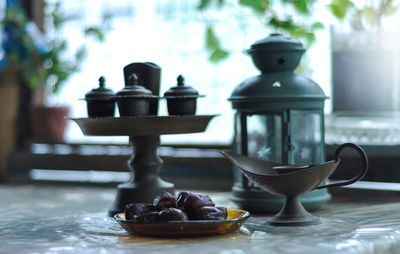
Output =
[
  {"x1": 99, "y1": 76, "x2": 105, "y2": 88},
  {"x1": 177, "y1": 75, "x2": 185, "y2": 87},
  {"x1": 128, "y1": 73, "x2": 139, "y2": 86}
]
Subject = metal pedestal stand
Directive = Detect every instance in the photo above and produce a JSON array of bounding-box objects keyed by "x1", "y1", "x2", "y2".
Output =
[
  {"x1": 71, "y1": 115, "x2": 216, "y2": 216},
  {"x1": 109, "y1": 135, "x2": 174, "y2": 216}
]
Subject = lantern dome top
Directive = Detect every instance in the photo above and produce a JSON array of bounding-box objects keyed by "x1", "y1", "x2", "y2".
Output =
[
  {"x1": 248, "y1": 33, "x2": 304, "y2": 51},
  {"x1": 247, "y1": 34, "x2": 305, "y2": 73},
  {"x1": 229, "y1": 72, "x2": 327, "y2": 112},
  {"x1": 230, "y1": 34, "x2": 326, "y2": 112}
]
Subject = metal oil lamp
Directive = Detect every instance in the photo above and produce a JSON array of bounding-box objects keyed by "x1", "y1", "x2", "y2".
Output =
[{"x1": 229, "y1": 34, "x2": 329, "y2": 213}]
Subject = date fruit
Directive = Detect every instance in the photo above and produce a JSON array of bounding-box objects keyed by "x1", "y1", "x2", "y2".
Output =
[
  {"x1": 193, "y1": 206, "x2": 227, "y2": 220},
  {"x1": 124, "y1": 191, "x2": 228, "y2": 222},
  {"x1": 153, "y1": 191, "x2": 177, "y2": 209},
  {"x1": 125, "y1": 203, "x2": 159, "y2": 221},
  {"x1": 177, "y1": 192, "x2": 215, "y2": 219},
  {"x1": 158, "y1": 208, "x2": 188, "y2": 221},
  {"x1": 134, "y1": 212, "x2": 160, "y2": 223}
]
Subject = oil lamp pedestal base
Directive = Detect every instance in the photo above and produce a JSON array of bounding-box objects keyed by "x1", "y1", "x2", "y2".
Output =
[
  {"x1": 231, "y1": 185, "x2": 331, "y2": 214},
  {"x1": 267, "y1": 196, "x2": 320, "y2": 226}
]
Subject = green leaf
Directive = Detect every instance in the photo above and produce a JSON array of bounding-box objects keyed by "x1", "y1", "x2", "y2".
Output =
[
  {"x1": 327, "y1": 4, "x2": 345, "y2": 19},
  {"x1": 268, "y1": 16, "x2": 280, "y2": 28},
  {"x1": 311, "y1": 22, "x2": 324, "y2": 30},
  {"x1": 333, "y1": 0, "x2": 354, "y2": 8},
  {"x1": 208, "y1": 48, "x2": 229, "y2": 63},
  {"x1": 362, "y1": 7, "x2": 378, "y2": 25},
  {"x1": 85, "y1": 27, "x2": 104, "y2": 41},
  {"x1": 268, "y1": 16, "x2": 296, "y2": 31},
  {"x1": 239, "y1": 0, "x2": 269, "y2": 14},
  {"x1": 293, "y1": 0, "x2": 309, "y2": 14},
  {"x1": 197, "y1": 0, "x2": 212, "y2": 10},
  {"x1": 205, "y1": 26, "x2": 220, "y2": 50},
  {"x1": 327, "y1": 0, "x2": 354, "y2": 19},
  {"x1": 197, "y1": 0, "x2": 225, "y2": 10},
  {"x1": 303, "y1": 32, "x2": 315, "y2": 44},
  {"x1": 204, "y1": 25, "x2": 229, "y2": 63}
]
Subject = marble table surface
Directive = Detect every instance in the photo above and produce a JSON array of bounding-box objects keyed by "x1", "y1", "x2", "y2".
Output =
[{"x1": 1, "y1": 184, "x2": 400, "y2": 254}]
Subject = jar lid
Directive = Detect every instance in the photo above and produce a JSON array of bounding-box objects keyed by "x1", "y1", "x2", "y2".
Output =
[
  {"x1": 248, "y1": 33, "x2": 304, "y2": 51},
  {"x1": 115, "y1": 73, "x2": 154, "y2": 98},
  {"x1": 85, "y1": 76, "x2": 114, "y2": 100},
  {"x1": 164, "y1": 75, "x2": 201, "y2": 98}
]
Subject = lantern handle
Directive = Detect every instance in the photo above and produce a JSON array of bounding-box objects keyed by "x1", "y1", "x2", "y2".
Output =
[{"x1": 316, "y1": 143, "x2": 368, "y2": 189}]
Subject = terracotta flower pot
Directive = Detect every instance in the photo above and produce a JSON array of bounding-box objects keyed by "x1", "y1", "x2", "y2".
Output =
[{"x1": 30, "y1": 105, "x2": 70, "y2": 143}]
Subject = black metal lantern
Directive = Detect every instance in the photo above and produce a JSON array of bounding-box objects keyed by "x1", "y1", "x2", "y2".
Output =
[{"x1": 229, "y1": 34, "x2": 329, "y2": 213}]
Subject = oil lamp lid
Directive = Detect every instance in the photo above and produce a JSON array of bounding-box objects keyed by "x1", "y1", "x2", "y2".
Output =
[
  {"x1": 115, "y1": 73, "x2": 154, "y2": 97},
  {"x1": 248, "y1": 33, "x2": 304, "y2": 51},
  {"x1": 85, "y1": 76, "x2": 114, "y2": 100},
  {"x1": 164, "y1": 75, "x2": 200, "y2": 98}
]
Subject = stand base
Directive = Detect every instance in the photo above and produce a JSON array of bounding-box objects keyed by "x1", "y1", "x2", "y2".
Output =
[
  {"x1": 267, "y1": 212, "x2": 320, "y2": 226},
  {"x1": 108, "y1": 179, "x2": 174, "y2": 216},
  {"x1": 267, "y1": 196, "x2": 321, "y2": 226},
  {"x1": 231, "y1": 185, "x2": 331, "y2": 213}
]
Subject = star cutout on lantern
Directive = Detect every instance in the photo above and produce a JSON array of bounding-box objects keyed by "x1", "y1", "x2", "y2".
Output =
[
  {"x1": 277, "y1": 57, "x2": 285, "y2": 66},
  {"x1": 257, "y1": 146, "x2": 272, "y2": 160},
  {"x1": 272, "y1": 81, "x2": 281, "y2": 87},
  {"x1": 300, "y1": 147, "x2": 311, "y2": 161}
]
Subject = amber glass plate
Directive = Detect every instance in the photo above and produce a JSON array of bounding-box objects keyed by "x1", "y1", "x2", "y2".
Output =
[{"x1": 114, "y1": 208, "x2": 250, "y2": 237}]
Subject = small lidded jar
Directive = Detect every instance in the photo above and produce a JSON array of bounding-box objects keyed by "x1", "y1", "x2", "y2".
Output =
[
  {"x1": 164, "y1": 75, "x2": 204, "y2": 115},
  {"x1": 84, "y1": 76, "x2": 115, "y2": 118},
  {"x1": 114, "y1": 73, "x2": 158, "y2": 116}
]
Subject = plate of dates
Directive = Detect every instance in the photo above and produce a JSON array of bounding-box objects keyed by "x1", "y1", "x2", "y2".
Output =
[{"x1": 114, "y1": 191, "x2": 250, "y2": 237}]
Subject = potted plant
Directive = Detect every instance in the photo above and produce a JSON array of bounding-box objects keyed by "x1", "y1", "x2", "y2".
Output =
[{"x1": 2, "y1": 1, "x2": 110, "y2": 143}]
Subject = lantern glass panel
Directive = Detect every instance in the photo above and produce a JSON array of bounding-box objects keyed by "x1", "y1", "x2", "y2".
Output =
[
  {"x1": 247, "y1": 114, "x2": 282, "y2": 162},
  {"x1": 290, "y1": 110, "x2": 323, "y2": 165},
  {"x1": 233, "y1": 114, "x2": 243, "y2": 185}
]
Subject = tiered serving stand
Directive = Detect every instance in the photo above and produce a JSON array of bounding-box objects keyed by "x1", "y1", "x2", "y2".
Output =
[{"x1": 71, "y1": 115, "x2": 216, "y2": 216}]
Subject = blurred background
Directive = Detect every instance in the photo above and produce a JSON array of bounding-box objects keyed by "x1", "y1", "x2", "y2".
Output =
[{"x1": 2, "y1": 0, "x2": 400, "y2": 186}]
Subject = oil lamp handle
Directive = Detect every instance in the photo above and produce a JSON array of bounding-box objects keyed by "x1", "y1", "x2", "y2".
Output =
[{"x1": 316, "y1": 143, "x2": 368, "y2": 189}]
